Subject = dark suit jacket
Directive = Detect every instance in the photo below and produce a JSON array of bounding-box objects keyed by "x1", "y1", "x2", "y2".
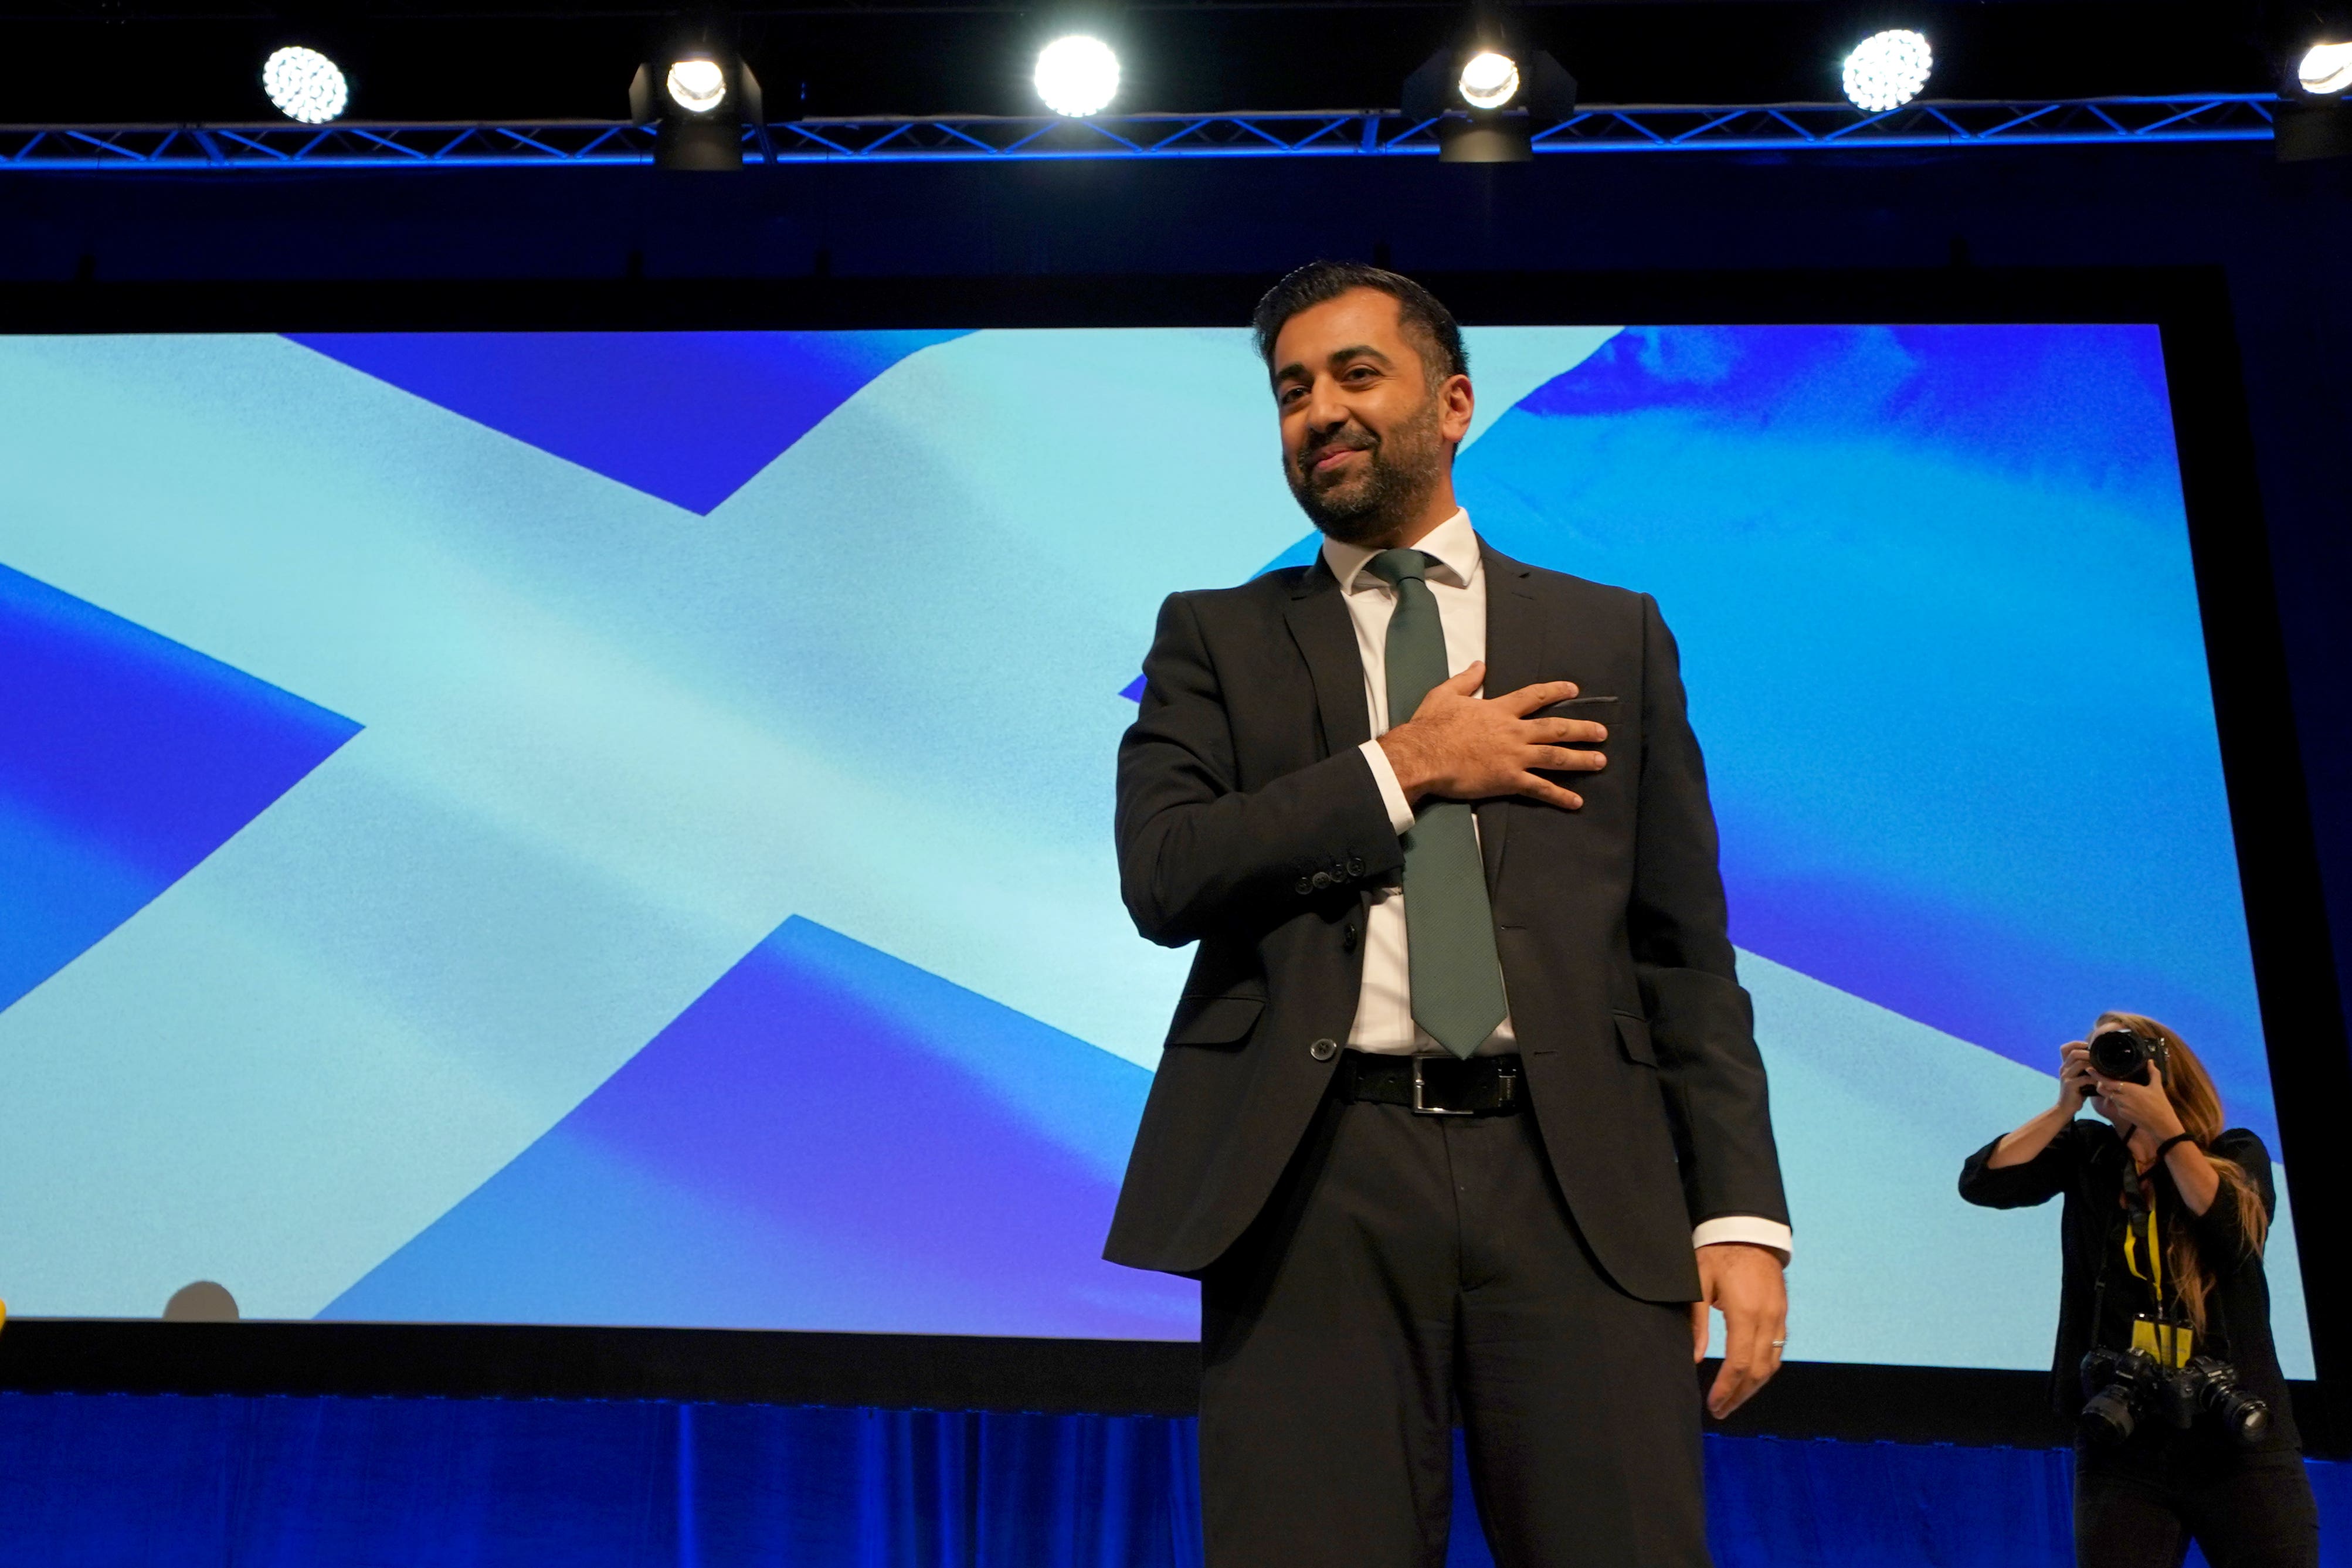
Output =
[{"x1": 1103, "y1": 538, "x2": 1787, "y2": 1304}]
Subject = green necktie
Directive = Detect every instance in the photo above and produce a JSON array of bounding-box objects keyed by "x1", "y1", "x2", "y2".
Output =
[{"x1": 1367, "y1": 548, "x2": 1509, "y2": 1059}]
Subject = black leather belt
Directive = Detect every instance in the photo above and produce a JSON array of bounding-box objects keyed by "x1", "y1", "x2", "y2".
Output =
[{"x1": 1333, "y1": 1049, "x2": 1526, "y2": 1116}]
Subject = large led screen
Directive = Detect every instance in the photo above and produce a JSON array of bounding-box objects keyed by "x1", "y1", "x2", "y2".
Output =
[{"x1": 0, "y1": 324, "x2": 2312, "y2": 1374}]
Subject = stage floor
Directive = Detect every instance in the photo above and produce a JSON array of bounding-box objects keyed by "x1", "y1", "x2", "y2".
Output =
[{"x1": 3, "y1": 1390, "x2": 2345, "y2": 1566}]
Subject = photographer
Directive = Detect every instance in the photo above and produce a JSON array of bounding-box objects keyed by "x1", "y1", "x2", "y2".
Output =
[{"x1": 1960, "y1": 1012, "x2": 2316, "y2": 1568}]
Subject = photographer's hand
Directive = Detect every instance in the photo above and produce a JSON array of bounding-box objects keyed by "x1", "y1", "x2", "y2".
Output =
[
  {"x1": 2094, "y1": 1068, "x2": 2184, "y2": 1145},
  {"x1": 2095, "y1": 1065, "x2": 2220, "y2": 1216},
  {"x1": 2057, "y1": 1041, "x2": 2096, "y2": 1109}
]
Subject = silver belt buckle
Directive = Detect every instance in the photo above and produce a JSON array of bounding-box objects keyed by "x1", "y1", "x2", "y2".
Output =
[{"x1": 1411, "y1": 1056, "x2": 1475, "y2": 1116}]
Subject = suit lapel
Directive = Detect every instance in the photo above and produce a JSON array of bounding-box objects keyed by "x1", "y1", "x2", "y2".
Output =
[
  {"x1": 1284, "y1": 554, "x2": 1370, "y2": 756},
  {"x1": 1477, "y1": 541, "x2": 1545, "y2": 895}
]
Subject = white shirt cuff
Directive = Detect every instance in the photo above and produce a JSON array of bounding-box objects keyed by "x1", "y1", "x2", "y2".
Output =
[
  {"x1": 1693, "y1": 1216, "x2": 1792, "y2": 1261},
  {"x1": 1357, "y1": 739, "x2": 1417, "y2": 836}
]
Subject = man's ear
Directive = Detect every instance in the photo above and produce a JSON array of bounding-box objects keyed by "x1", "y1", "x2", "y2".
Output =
[{"x1": 1438, "y1": 372, "x2": 1475, "y2": 444}]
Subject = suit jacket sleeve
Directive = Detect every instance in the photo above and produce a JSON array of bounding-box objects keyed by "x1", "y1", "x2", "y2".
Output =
[
  {"x1": 1117, "y1": 591, "x2": 1403, "y2": 948},
  {"x1": 1630, "y1": 593, "x2": 1790, "y2": 1229}
]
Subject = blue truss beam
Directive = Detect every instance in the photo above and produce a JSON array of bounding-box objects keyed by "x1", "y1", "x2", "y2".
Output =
[{"x1": 0, "y1": 96, "x2": 2277, "y2": 171}]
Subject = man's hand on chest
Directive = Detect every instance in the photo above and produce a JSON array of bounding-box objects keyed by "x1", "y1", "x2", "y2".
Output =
[{"x1": 1376, "y1": 659, "x2": 1610, "y2": 812}]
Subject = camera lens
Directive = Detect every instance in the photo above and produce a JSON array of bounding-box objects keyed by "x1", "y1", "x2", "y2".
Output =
[
  {"x1": 2079, "y1": 1350, "x2": 2142, "y2": 1444},
  {"x1": 2089, "y1": 1029, "x2": 2154, "y2": 1084},
  {"x1": 2081, "y1": 1384, "x2": 2137, "y2": 1444},
  {"x1": 2192, "y1": 1362, "x2": 2273, "y2": 1448}
]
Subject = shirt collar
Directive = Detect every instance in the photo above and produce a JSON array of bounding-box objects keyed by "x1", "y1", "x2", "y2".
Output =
[{"x1": 1322, "y1": 508, "x2": 1480, "y2": 595}]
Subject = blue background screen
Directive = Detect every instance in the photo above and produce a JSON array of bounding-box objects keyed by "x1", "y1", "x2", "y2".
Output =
[{"x1": 0, "y1": 324, "x2": 2307, "y2": 1374}]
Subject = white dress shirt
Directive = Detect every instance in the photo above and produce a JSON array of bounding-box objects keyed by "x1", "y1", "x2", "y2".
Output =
[{"x1": 1325, "y1": 509, "x2": 1792, "y2": 1258}]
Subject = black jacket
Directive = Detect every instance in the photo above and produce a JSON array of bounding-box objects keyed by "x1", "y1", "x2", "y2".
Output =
[
  {"x1": 1959, "y1": 1117, "x2": 2298, "y2": 1452},
  {"x1": 1104, "y1": 540, "x2": 1788, "y2": 1302}
]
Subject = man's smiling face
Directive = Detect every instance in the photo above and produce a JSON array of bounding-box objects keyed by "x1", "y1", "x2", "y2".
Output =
[{"x1": 1270, "y1": 287, "x2": 1471, "y2": 545}]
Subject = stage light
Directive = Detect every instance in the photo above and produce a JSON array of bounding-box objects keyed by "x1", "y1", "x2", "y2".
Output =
[
  {"x1": 2279, "y1": 30, "x2": 2352, "y2": 159},
  {"x1": 1402, "y1": 38, "x2": 1575, "y2": 164},
  {"x1": 666, "y1": 57, "x2": 729, "y2": 114},
  {"x1": 1457, "y1": 50, "x2": 1521, "y2": 110},
  {"x1": 2300, "y1": 41, "x2": 2352, "y2": 95},
  {"x1": 262, "y1": 45, "x2": 348, "y2": 124},
  {"x1": 629, "y1": 44, "x2": 763, "y2": 171},
  {"x1": 1842, "y1": 29, "x2": 1933, "y2": 113},
  {"x1": 1035, "y1": 35, "x2": 1119, "y2": 118}
]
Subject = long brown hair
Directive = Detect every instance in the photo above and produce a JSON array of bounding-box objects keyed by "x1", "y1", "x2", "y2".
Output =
[{"x1": 2100, "y1": 1012, "x2": 2269, "y2": 1334}]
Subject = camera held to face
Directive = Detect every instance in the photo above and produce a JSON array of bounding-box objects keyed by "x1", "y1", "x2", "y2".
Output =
[
  {"x1": 2080, "y1": 1346, "x2": 2272, "y2": 1448},
  {"x1": 2088, "y1": 1027, "x2": 2167, "y2": 1087}
]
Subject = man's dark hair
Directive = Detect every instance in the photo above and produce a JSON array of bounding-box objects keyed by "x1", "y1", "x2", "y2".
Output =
[{"x1": 1251, "y1": 260, "x2": 1469, "y2": 386}]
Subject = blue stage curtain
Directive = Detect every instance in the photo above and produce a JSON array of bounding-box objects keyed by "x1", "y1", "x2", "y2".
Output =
[{"x1": 2, "y1": 1391, "x2": 2346, "y2": 1566}]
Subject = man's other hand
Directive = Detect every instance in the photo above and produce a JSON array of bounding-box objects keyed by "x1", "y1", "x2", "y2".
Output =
[
  {"x1": 1376, "y1": 662, "x2": 1607, "y2": 810},
  {"x1": 1692, "y1": 1241, "x2": 1788, "y2": 1420}
]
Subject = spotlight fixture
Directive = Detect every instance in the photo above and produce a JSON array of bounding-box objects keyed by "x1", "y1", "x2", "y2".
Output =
[
  {"x1": 262, "y1": 45, "x2": 348, "y2": 124},
  {"x1": 1842, "y1": 29, "x2": 1933, "y2": 113},
  {"x1": 1457, "y1": 50, "x2": 1521, "y2": 111},
  {"x1": 1035, "y1": 35, "x2": 1120, "y2": 118},
  {"x1": 1403, "y1": 31, "x2": 1576, "y2": 164},
  {"x1": 666, "y1": 57, "x2": 729, "y2": 114},
  {"x1": 2277, "y1": 26, "x2": 2352, "y2": 161},
  {"x1": 629, "y1": 42, "x2": 763, "y2": 171},
  {"x1": 2299, "y1": 40, "x2": 2352, "y2": 94}
]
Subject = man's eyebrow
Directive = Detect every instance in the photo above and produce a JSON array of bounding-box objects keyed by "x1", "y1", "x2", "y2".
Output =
[{"x1": 1271, "y1": 344, "x2": 1395, "y2": 386}]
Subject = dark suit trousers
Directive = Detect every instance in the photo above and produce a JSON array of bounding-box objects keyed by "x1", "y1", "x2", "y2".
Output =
[{"x1": 1199, "y1": 1087, "x2": 1710, "y2": 1568}]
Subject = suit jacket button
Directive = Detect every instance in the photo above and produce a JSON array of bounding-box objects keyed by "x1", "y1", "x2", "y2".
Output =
[
  {"x1": 1342, "y1": 925, "x2": 1360, "y2": 952},
  {"x1": 1309, "y1": 1038, "x2": 1339, "y2": 1062},
  {"x1": 1309, "y1": 871, "x2": 1332, "y2": 889},
  {"x1": 1346, "y1": 856, "x2": 1366, "y2": 877},
  {"x1": 1295, "y1": 877, "x2": 1314, "y2": 894}
]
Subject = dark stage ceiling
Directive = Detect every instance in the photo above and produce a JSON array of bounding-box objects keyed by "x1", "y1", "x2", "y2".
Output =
[{"x1": 0, "y1": 1, "x2": 2293, "y2": 122}]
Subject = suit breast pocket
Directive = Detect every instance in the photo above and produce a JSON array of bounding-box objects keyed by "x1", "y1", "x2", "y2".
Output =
[
  {"x1": 1164, "y1": 991, "x2": 1265, "y2": 1049},
  {"x1": 1530, "y1": 694, "x2": 1621, "y2": 729}
]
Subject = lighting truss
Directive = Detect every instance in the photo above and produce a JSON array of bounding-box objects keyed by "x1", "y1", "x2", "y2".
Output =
[{"x1": 0, "y1": 95, "x2": 2276, "y2": 171}]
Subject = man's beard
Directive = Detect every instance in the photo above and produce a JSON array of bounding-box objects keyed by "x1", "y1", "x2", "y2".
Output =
[{"x1": 1285, "y1": 399, "x2": 1448, "y2": 545}]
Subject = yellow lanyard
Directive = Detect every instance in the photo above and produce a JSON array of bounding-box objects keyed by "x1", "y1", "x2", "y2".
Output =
[
  {"x1": 2122, "y1": 1199, "x2": 2160, "y2": 1301},
  {"x1": 2122, "y1": 1175, "x2": 2194, "y2": 1366}
]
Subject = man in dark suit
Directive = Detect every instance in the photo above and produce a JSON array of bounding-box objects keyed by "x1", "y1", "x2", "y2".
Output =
[{"x1": 1106, "y1": 262, "x2": 1791, "y2": 1567}]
